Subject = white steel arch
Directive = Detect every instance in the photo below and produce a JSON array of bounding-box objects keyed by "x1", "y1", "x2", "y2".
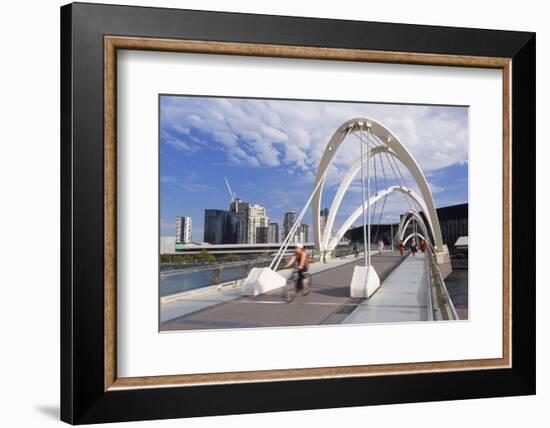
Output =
[
  {"x1": 321, "y1": 145, "x2": 398, "y2": 250},
  {"x1": 326, "y1": 185, "x2": 432, "y2": 250},
  {"x1": 396, "y1": 210, "x2": 431, "y2": 245},
  {"x1": 312, "y1": 117, "x2": 445, "y2": 253},
  {"x1": 403, "y1": 232, "x2": 426, "y2": 246}
]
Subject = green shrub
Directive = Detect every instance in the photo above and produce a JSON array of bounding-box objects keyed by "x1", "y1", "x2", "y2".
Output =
[
  {"x1": 223, "y1": 253, "x2": 240, "y2": 262},
  {"x1": 195, "y1": 250, "x2": 216, "y2": 263}
]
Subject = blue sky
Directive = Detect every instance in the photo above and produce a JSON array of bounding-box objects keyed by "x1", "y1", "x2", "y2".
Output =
[{"x1": 160, "y1": 96, "x2": 468, "y2": 241}]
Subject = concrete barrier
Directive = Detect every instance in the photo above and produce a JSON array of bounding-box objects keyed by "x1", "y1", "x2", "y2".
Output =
[
  {"x1": 241, "y1": 267, "x2": 286, "y2": 296},
  {"x1": 350, "y1": 265, "x2": 380, "y2": 298},
  {"x1": 436, "y1": 245, "x2": 452, "y2": 279}
]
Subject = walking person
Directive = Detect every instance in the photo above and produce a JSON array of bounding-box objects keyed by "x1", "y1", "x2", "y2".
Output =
[
  {"x1": 410, "y1": 239, "x2": 418, "y2": 257},
  {"x1": 378, "y1": 239, "x2": 384, "y2": 255},
  {"x1": 353, "y1": 242, "x2": 359, "y2": 259},
  {"x1": 399, "y1": 240, "x2": 404, "y2": 256}
]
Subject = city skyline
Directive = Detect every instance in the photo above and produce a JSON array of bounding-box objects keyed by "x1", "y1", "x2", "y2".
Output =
[
  {"x1": 172, "y1": 203, "x2": 313, "y2": 245},
  {"x1": 202, "y1": 200, "x2": 311, "y2": 245},
  {"x1": 160, "y1": 96, "x2": 468, "y2": 239}
]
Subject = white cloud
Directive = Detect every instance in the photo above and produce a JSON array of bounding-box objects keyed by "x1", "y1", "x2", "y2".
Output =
[
  {"x1": 161, "y1": 173, "x2": 209, "y2": 192},
  {"x1": 187, "y1": 114, "x2": 203, "y2": 125},
  {"x1": 165, "y1": 137, "x2": 198, "y2": 153},
  {"x1": 172, "y1": 124, "x2": 190, "y2": 134},
  {"x1": 428, "y1": 182, "x2": 445, "y2": 193},
  {"x1": 260, "y1": 124, "x2": 288, "y2": 142},
  {"x1": 161, "y1": 96, "x2": 468, "y2": 221},
  {"x1": 213, "y1": 130, "x2": 238, "y2": 146}
]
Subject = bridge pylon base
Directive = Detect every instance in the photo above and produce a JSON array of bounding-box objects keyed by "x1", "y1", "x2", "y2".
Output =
[
  {"x1": 241, "y1": 267, "x2": 286, "y2": 296},
  {"x1": 351, "y1": 265, "x2": 380, "y2": 298},
  {"x1": 435, "y1": 245, "x2": 452, "y2": 279}
]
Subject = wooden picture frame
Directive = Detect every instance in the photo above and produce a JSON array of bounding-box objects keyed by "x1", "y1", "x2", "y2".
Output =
[{"x1": 61, "y1": 2, "x2": 535, "y2": 424}]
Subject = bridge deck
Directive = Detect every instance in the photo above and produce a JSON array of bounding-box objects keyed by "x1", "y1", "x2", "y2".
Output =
[
  {"x1": 160, "y1": 251, "x2": 406, "y2": 331},
  {"x1": 343, "y1": 252, "x2": 429, "y2": 324}
]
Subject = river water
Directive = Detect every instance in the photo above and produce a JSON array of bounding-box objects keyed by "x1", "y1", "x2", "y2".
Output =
[
  {"x1": 444, "y1": 268, "x2": 469, "y2": 310},
  {"x1": 160, "y1": 261, "x2": 271, "y2": 297}
]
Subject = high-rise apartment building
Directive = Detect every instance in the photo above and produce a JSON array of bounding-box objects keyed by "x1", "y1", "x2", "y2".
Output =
[
  {"x1": 255, "y1": 226, "x2": 268, "y2": 244},
  {"x1": 175, "y1": 216, "x2": 192, "y2": 243},
  {"x1": 248, "y1": 204, "x2": 269, "y2": 244},
  {"x1": 203, "y1": 209, "x2": 227, "y2": 244},
  {"x1": 228, "y1": 198, "x2": 249, "y2": 244},
  {"x1": 298, "y1": 224, "x2": 309, "y2": 243},
  {"x1": 283, "y1": 210, "x2": 296, "y2": 242},
  {"x1": 204, "y1": 199, "x2": 253, "y2": 245},
  {"x1": 268, "y1": 222, "x2": 279, "y2": 243}
]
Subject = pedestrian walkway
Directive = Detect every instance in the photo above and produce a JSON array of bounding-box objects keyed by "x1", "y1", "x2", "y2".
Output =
[
  {"x1": 160, "y1": 252, "x2": 375, "y2": 323},
  {"x1": 343, "y1": 252, "x2": 429, "y2": 324},
  {"x1": 160, "y1": 251, "x2": 405, "y2": 331}
]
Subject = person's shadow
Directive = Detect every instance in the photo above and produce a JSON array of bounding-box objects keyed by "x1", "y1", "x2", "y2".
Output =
[{"x1": 35, "y1": 405, "x2": 59, "y2": 420}]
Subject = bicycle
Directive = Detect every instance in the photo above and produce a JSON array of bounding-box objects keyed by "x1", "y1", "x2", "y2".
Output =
[{"x1": 286, "y1": 268, "x2": 311, "y2": 303}]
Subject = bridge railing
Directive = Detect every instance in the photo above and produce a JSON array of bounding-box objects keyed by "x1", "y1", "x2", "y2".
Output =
[{"x1": 425, "y1": 247, "x2": 459, "y2": 321}]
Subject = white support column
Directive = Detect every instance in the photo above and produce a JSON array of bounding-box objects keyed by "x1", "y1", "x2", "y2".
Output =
[
  {"x1": 360, "y1": 126, "x2": 368, "y2": 266},
  {"x1": 367, "y1": 127, "x2": 372, "y2": 268},
  {"x1": 351, "y1": 123, "x2": 380, "y2": 298},
  {"x1": 391, "y1": 222, "x2": 394, "y2": 250}
]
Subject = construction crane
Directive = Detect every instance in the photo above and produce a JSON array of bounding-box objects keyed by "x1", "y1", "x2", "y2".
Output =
[{"x1": 224, "y1": 177, "x2": 236, "y2": 203}]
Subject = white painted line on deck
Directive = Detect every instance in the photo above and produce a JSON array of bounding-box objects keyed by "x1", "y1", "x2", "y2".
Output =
[{"x1": 237, "y1": 300, "x2": 359, "y2": 306}]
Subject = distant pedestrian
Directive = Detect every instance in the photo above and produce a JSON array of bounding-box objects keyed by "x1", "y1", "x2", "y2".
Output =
[
  {"x1": 399, "y1": 240, "x2": 404, "y2": 256},
  {"x1": 378, "y1": 240, "x2": 384, "y2": 255},
  {"x1": 353, "y1": 243, "x2": 359, "y2": 259},
  {"x1": 410, "y1": 239, "x2": 418, "y2": 257}
]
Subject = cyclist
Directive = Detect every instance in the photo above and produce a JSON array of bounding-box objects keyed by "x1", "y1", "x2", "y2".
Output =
[{"x1": 284, "y1": 244, "x2": 311, "y2": 295}]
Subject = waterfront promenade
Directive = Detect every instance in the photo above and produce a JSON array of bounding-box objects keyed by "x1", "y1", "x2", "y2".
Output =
[{"x1": 161, "y1": 251, "x2": 408, "y2": 330}]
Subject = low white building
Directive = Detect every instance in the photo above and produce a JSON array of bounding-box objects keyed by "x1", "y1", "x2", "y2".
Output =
[{"x1": 160, "y1": 236, "x2": 176, "y2": 254}]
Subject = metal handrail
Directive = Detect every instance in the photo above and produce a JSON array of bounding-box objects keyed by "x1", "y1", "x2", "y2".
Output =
[
  {"x1": 425, "y1": 245, "x2": 459, "y2": 320},
  {"x1": 425, "y1": 253, "x2": 434, "y2": 321}
]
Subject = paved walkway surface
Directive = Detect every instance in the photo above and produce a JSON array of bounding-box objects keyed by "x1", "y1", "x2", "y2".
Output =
[
  {"x1": 160, "y1": 251, "x2": 405, "y2": 331},
  {"x1": 343, "y1": 252, "x2": 429, "y2": 324},
  {"x1": 160, "y1": 253, "x2": 379, "y2": 323}
]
